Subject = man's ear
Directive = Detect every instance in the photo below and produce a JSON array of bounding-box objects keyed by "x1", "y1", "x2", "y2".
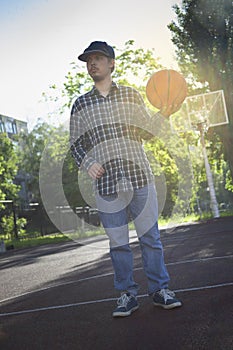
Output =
[{"x1": 110, "y1": 59, "x2": 115, "y2": 72}]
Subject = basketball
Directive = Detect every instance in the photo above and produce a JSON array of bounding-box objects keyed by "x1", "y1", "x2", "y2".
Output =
[{"x1": 146, "y1": 69, "x2": 187, "y2": 110}]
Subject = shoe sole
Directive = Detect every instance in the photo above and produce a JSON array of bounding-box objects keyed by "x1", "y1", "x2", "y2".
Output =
[
  {"x1": 112, "y1": 305, "x2": 139, "y2": 317},
  {"x1": 153, "y1": 301, "x2": 182, "y2": 310}
]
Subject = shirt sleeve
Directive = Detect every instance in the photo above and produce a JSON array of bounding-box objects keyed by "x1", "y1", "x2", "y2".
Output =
[
  {"x1": 69, "y1": 103, "x2": 96, "y2": 171},
  {"x1": 132, "y1": 90, "x2": 155, "y2": 140}
]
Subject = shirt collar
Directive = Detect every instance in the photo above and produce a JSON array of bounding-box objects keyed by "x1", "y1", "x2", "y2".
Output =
[{"x1": 90, "y1": 81, "x2": 119, "y2": 96}]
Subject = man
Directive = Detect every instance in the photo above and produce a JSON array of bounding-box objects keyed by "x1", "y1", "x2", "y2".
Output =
[{"x1": 70, "y1": 41, "x2": 182, "y2": 317}]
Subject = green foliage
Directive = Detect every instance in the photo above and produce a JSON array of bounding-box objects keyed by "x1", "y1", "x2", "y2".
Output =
[
  {"x1": 18, "y1": 121, "x2": 84, "y2": 211},
  {"x1": 0, "y1": 134, "x2": 19, "y2": 202},
  {"x1": 113, "y1": 40, "x2": 163, "y2": 84},
  {"x1": 168, "y1": 0, "x2": 233, "y2": 184},
  {"x1": 145, "y1": 138, "x2": 179, "y2": 217},
  {"x1": 169, "y1": 0, "x2": 233, "y2": 90},
  {"x1": 1, "y1": 216, "x2": 26, "y2": 239},
  {"x1": 225, "y1": 169, "x2": 233, "y2": 191},
  {"x1": 17, "y1": 122, "x2": 55, "y2": 203},
  {"x1": 0, "y1": 133, "x2": 24, "y2": 237}
]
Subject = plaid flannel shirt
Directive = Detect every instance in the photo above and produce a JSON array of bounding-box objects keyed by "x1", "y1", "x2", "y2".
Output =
[{"x1": 70, "y1": 82, "x2": 155, "y2": 195}]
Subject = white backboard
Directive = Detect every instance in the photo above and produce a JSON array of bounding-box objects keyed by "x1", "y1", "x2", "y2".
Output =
[{"x1": 170, "y1": 90, "x2": 229, "y2": 133}]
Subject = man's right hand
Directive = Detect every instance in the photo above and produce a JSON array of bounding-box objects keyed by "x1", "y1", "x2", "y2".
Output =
[{"x1": 88, "y1": 163, "x2": 105, "y2": 179}]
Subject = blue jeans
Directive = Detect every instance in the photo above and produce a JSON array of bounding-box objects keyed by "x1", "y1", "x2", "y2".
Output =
[{"x1": 96, "y1": 182, "x2": 170, "y2": 296}]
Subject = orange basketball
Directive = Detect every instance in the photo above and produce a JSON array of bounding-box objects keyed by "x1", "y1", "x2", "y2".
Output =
[{"x1": 146, "y1": 69, "x2": 187, "y2": 109}]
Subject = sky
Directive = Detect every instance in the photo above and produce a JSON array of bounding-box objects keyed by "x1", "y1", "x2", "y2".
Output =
[{"x1": 0, "y1": 0, "x2": 180, "y2": 129}]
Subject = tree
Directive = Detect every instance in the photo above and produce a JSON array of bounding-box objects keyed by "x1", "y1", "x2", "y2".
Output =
[
  {"x1": 168, "y1": 0, "x2": 233, "y2": 181},
  {"x1": 0, "y1": 134, "x2": 19, "y2": 201},
  {"x1": 0, "y1": 133, "x2": 25, "y2": 237},
  {"x1": 18, "y1": 121, "x2": 83, "y2": 213},
  {"x1": 16, "y1": 121, "x2": 79, "y2": 233},
  {"x1": 17, "y1": 122, "x2": 53, "y2": 205}
]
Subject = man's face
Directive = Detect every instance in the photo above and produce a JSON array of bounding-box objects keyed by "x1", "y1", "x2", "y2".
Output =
[{"x1": 86, "y1": 54, "x2": 114, "y2": 82}]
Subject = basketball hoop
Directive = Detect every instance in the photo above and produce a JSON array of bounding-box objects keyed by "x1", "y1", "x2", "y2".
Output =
[{"x1": 170, "y1": 90, "x2": 229, "y2": 133}]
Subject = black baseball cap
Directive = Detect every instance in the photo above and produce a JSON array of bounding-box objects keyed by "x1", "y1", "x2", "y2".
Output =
[{"x1": 78, "y1": 41, "x2": 115, "y2": 62}]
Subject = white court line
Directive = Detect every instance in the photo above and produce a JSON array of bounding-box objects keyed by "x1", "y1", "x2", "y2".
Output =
[
  {"x1": 0, "y1": 271, "x2": 114, "y2": 305},
  {"x1": 166, "y1": 254, "x2": 233, "y2": 266},
  {"x1": 0, "y1": 282, "x2": 233, "y2": 318},
  {"x1": 0, "y1": 254, "x2": 232, "y2": 306}
]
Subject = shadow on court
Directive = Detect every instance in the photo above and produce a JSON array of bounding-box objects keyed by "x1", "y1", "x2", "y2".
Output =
[{"x1": 0, "y1": 217, "x2": 233, "y2": 350}]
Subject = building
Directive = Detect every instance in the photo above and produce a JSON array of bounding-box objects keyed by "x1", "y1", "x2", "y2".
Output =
[{"x1": 0, "y1": 114, "x2": 28, "y2": 139}]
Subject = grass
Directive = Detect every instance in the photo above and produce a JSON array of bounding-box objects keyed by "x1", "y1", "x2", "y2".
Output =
[
  {"x1": 2, "y1": 234, "x2": 71, "y2": 250},
  {"x1": 1, "y1": 210, "x2": 232, "y2": 252},
  {"x1": 1, "y1": 226, "x2": 106, "y2": 251}
]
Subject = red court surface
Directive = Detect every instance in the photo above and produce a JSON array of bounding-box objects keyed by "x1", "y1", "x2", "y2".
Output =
[{"x1": 0, "y1": 216, "x2": 233, "y2": 350}]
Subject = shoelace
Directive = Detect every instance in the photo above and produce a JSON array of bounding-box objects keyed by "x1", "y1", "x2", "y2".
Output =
[
  {"x1": 159, "y1": 289, "x2": 175, "y2": 303},
  {"x1": 118, "y1": 290, "x2": 175, "y2": 306},
  {"x1": 117, "y1": 293, "x2": 131, "y2": 307},
  {"x1": 165, "y1": 289, "x2": 176, "y2": 297}
]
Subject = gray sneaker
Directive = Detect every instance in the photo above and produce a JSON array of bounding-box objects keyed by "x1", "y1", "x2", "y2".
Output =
[
  {"x1": 153, "y1": 289, "x2": 182, "y2": 309},
  {"x1": 113, "y1": 293, "x2": 139, "y2": 317}
]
